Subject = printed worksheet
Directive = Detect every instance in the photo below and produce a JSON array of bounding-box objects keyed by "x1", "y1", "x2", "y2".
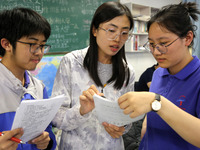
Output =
[
  {"x1": 12, "y1": 94, "x2": 66, "y2": 142},
  {"x1": 93, "y1": 94, "x2": 145, "y2": 126}
]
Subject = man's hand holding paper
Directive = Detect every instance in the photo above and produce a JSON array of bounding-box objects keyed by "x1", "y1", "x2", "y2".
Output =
[{"x1": 11, "y1": 95, "x2": 66, "y2": 143}]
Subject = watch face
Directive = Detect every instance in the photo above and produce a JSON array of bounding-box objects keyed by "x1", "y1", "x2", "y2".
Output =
[{"x1": 152, "y1": 100, "x2": 161, "y2": 111}]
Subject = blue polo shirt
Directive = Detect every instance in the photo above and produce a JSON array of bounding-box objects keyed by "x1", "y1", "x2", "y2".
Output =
[{"x1": 139, "y1": 56, "x2": 200, "y2": 150}]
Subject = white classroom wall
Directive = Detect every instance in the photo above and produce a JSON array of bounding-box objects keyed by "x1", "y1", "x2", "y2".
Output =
[
  {"x1": 120, "y1": 0, "x2": 182, "y2": 81},
  {"x1": 126, "y1": 52, "x2": 157, "y2": 81}
]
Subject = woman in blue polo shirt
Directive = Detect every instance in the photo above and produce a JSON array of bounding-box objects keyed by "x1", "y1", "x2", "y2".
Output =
[{"x1": 118, "y1": 2, "x2": 200, "y2": 150}]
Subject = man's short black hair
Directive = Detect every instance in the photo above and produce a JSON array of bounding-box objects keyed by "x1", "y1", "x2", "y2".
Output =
[{"x1": 0, "y1": 7, "x2": 51, "y2": 56}]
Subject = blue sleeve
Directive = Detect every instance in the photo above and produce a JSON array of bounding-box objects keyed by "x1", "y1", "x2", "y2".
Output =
[
  {"x1": 43, "y1": 87, "x2": 49, "y2": 99},
  {"x1": 43, "y1": 86, "x2": 57, "y2": 150}
]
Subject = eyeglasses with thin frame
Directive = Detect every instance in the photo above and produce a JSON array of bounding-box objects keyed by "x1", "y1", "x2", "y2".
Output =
[
  {"x1": 99, "y1": 27, "x2": 132, "y2": 42},
  {"x1": 17, "y1": 41, "x2": 51, "y2": 54},
  {"x1": 143, "y1": 37, "x2": 179, "y2": 54}
]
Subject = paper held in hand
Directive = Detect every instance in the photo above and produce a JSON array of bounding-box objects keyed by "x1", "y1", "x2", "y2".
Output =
[
  {"x1": 12, "y1": 94, "x2": 66, "y2": 142},
  {"x1": 93, "y1": 94, "x2": 145, "y2": 126}
]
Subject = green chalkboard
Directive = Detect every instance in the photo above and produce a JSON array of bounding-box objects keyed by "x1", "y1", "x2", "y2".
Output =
[{"x1": 0, "y1": 0, "x2": 113, "y2": 53}]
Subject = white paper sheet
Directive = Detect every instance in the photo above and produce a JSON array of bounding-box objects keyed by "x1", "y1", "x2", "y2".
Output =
[
  {"x1": 93, "y1": 94, "x2": 145, "y2": 126},
  {"x1": 12, "y1": 94, "x2": 66, "y2": 142}
]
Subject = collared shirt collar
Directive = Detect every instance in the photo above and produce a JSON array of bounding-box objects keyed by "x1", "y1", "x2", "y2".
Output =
[
  {"x1": 158, "y1": 56, "x2": 200, "y2": 80},
  {"x1": 24, "y1": 70, "x2": 30, "y2": 88}
]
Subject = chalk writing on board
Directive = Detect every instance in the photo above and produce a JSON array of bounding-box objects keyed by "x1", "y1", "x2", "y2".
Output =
[
  {"x1": 0, "y1": 0, "x2": 43, "y2": 13},
  {"x1": 0, "y1": 0, "x2": 112, "y2": 52}
]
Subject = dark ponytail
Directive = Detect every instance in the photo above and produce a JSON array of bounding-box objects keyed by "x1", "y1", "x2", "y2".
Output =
[{"x1": 147, "y1": 2, "x2": 200, "y2": 47}]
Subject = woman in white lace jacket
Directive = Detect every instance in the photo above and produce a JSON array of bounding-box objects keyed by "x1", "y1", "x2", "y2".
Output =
[{"x1": 52, "y1": 2, "x2": 135, "y2": 150}]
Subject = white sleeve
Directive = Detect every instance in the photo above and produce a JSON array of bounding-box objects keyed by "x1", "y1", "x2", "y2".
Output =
[{"x1": 51, "y1": 55, "x2": 91, "y2": 131}]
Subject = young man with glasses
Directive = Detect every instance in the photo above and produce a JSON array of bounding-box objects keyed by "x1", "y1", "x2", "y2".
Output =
[
  {"x1": 0, "y1": 7, "x2": 56, "y2": 150},
  {"x1": 119, "y1": 2, "x2": 200, "y2": 150}
]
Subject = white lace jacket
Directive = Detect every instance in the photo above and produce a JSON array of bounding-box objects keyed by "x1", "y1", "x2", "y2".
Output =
[{"x1": 52, "y1": 47, "x2": 135, "y2": 150}]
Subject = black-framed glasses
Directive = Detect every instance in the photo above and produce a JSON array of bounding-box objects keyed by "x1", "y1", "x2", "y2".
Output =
[
  {"x1": 99, "y1": 27, "x2": 132, "y2": 42},
  {"x1": 17, "y1": 41, "x2": 51, "y2": 54},
  {"x1": 143, "y1": 37, "x2": 179, "y2": 54}
]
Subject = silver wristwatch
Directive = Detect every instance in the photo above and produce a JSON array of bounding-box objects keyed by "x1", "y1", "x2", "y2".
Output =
[{"x1": 151, "y1": 94, "x2": 161, "y2": 112}]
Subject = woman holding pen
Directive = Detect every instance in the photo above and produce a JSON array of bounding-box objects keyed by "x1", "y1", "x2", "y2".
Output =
[{"x1": 52, "y1": 1, "x2": 135, "y2": 150}]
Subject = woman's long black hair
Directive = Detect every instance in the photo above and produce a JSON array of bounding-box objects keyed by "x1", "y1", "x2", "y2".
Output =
[{"x1": 83, "y1": 2, "x2": 134, "y2": 90}]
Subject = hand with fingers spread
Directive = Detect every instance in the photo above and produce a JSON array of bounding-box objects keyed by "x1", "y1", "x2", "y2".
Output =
[
  {"x1": 0, "y1": 128, "x2": 23, "y2": 150},
  {"x1": 118, "y1": 92, "x2": 153, "y2": 118},
  {"x1": 29, "y1": 131, "x2": 50, "y2": 150},
  {"x1": 102, "y1": 122, "x2": 125, "y2": 138},
  {"x1": 79, "y1": 85, "x2": 103, "y2": 116}
]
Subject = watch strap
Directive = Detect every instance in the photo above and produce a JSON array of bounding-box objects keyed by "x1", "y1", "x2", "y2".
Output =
[
  {"x1": 155, "y1": 93, "x2": 161, "y2": 101},
  {"x1": 151, "y1": 94, "x2": 161, "y2": 112}
]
